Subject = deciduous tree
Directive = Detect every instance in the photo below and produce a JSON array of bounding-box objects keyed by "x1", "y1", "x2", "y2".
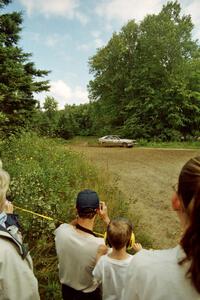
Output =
[{"x1": 89, "y1": 1, "x2": 200, "y2": 140}]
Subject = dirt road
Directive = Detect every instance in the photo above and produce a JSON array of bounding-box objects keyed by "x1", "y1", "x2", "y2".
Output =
[{"x1": 68, "y1": 145, "x2": 200, "y2": 248}]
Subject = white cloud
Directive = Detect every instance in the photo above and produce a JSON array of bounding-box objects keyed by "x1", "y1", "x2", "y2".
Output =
[
  {"x1": 95, "y1": 0, "x2": 200, "y2": 41},
  {"x1": 94, "y1": 38, "x2": 104, "y2": 48},
  {"x1": 77, "y1": 31, "x2": 105, "y2": 52},
  {"x1": 75, "y1": 11, "x2": 89, "y2": 25},
  {"x1": 90, "y1": 31, "x2": 105, "y2": 48},
  {"x1": 19, "y1": 0, "x2": 88, "y2": 23},
  {"x1": 26, "y1": 32, "x2": 71, "y2": 49},
  {"x1": 77, "y1": 43, "x2": 91, "y2": 52},
  {"x1": 183, "y1": 0, "x2": 200, "y2": 41},
  {"x1": 91, "y1": 31, "x2": 101, "y2": 38},
  {"x1": 44, "y1": 33, "x2": 70, "y2": 47},
  {"x1": 96, "y1": 0, "x2": 163, "y2": 23},
  {"x1": 45, "y1": 35, "x2": 60, "y2": 48},
  {"x1": 36, "y1": 80, "x2": 89, "y2": 109},
  {"x1": 184, "y1": 0, "x2": 200, "y2": 23},
  {"x1": 77, "y1": 38, "x2": 105, "y2": 52}
]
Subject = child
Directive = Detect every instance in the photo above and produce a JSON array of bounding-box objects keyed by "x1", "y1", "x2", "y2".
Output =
[{"x1": 92, "y1": 218, "x2": 142, "y2": 300}]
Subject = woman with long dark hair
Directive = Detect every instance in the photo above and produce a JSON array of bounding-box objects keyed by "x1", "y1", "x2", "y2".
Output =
[{"x1": 123, "y1": 156, "x2": 200, "y2": 300}]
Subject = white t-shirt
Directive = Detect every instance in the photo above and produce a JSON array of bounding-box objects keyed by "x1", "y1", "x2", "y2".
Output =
[
  {"x1": 122, "y1": 245, "x2": 200, "y2": 300},
  {"x1": 55, "y1": 223, "x2": 104, "y2": 292},
  {"x1": 93, "y1": 253, "x2": 133, "y2": 300}
]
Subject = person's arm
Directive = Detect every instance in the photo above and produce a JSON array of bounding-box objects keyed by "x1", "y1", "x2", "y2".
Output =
[
  {"x1": 95, "y1": 244, "x2": 108, "y2": 263},
  {"x1": 132, "y1": 243, "x2": 143, "y2": 253},
  {"x1": 98, "y1": 201, "x2": 110, "y2": 225},
  {"x1": 92, "y1": 254, "x2": 104, "y2": 284}
]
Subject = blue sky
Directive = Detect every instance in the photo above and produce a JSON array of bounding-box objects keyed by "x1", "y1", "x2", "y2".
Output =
[{"x1": 3, "y1": 0, "x2": 200, "y2": 108}]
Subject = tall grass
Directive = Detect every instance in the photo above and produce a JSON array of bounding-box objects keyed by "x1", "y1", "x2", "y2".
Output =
[{"x1": 0, "y1": 132, "x2": 147, "y2": 299}]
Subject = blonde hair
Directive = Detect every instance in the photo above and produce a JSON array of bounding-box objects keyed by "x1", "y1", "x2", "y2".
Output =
[{"x1": 0, "y1": 169, "x2": 10, "y2": 210}]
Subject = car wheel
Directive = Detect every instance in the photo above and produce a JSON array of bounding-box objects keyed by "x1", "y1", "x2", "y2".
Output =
[{"x1": 122, "y1": 143, "x2": 128, "y2": 148}]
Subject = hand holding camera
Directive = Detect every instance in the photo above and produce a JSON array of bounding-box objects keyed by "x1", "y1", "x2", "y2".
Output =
[{"x1": 98, "y1": 201, "x2": 110, "y2": 225}]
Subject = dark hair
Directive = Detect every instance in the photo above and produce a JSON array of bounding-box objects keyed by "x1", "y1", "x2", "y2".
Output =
[
  {"x1": 107, "y1": 218, "x2": 132, "y2": 250},
  {"x1": 178, "y1": 156, "x2": 200, "y2": 293},
  {"x1": 77, "y1": 208, "x2": 97, "y2": 219}
]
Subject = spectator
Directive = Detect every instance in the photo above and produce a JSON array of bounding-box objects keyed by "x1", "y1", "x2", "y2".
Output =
[
  {"x1": 55, "y1": 189, "x2": 110, "y2": 300},
  {"x1": 93, "y1": 218, "x2": 142, "y2": 300},
  {"x1": 0, "y1": 165, "x2": 40, "y2": 300},
  {"x1": 123, "y1": 156, "x2": 200, "y2": 300}
]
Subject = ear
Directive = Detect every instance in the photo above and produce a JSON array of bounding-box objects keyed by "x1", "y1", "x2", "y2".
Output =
[{"x1": 172, "y1": 193, "x2": 181, "y2": 211}]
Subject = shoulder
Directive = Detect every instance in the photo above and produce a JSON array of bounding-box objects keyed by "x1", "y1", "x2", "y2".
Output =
[
  {"x1": 54, "y1": 223, "x2": 71, "y2": 235},
  {"x1": 127, "y1": 246, "x2": 180, "y2": 279},
  {"x1": 131, "y1": 247, "x2": 178, "y2": 265},
  {"x1": 0, "y1": 235, "x2": 33, "y2": 268}
]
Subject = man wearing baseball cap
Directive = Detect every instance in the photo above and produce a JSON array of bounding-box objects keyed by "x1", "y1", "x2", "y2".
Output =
[{"x1": 55, "y1": 189, "x2": 110, "y2": 300}]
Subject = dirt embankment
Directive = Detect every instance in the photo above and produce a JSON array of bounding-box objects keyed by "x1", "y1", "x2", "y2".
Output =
[{"x1": 67, "y1": 145, "x2": 200, "y2": 248}]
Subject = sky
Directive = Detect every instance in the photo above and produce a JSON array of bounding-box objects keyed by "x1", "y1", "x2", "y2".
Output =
[{"x1": 3, "y1": 0, "x2": 200, "y2": 109}]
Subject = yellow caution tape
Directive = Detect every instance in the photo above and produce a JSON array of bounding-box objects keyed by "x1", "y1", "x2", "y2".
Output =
[
  {"x1": 13, "y1": 205, "x2": 104, "y2": 237},
  {"x1": 14, "y1": 205, "x2": 62, "y2": 223}
]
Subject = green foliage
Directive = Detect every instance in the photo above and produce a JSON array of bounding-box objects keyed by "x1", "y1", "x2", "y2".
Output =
[
  {"x1": 0, "y1": 1, "x2": 11, "y2": 8},
  {"x1": 0, "y1": 133, "x2": 140, "y2": 298},
  {"x1": 88, "y1": 1, "x2": 200, "y2": 140},
  {"x1": 32, "y1": 103, "x2": 96, "y2": 140},
  {"x1": 43, "y1": 96, "x2": 58, "y2": 115},
  {"x1": 0, "y1": 1, "x2": 49, "y2": 136}
]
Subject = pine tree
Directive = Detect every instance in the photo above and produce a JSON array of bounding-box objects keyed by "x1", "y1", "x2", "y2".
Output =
[{"x1": 0, "y1": 0, "x2": 49, "y2": 135}]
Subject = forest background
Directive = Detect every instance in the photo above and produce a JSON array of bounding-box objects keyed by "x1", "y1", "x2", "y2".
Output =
[{"x1": 1, "y1": 0, "x2": 200, "y2": 141}]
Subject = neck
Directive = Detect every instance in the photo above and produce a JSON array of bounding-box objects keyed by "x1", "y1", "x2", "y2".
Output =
[
  {"x1": 176, "y1": 209, "x2": 190, "y2": 236},
  {"x1": 76, "y1": 217, "x2": 95, "y2": 231},
  {"x1": 109, "y1": 246, "x2": 128, "y2": 260}
]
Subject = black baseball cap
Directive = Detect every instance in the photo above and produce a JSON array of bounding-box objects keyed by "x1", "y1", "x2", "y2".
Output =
[{"x1": 76, "y1": 189, "x2": 99, "y2": 209}]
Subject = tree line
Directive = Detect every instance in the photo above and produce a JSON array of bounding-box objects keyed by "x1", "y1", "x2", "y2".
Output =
[{"x1": 1, "y1": 1, "x2": 200, "y2": 141}]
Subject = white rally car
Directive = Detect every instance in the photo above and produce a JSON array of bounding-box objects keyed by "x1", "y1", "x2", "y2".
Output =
[{"x1": 98, "y1": 135, "x2": 137, "y2": 148}]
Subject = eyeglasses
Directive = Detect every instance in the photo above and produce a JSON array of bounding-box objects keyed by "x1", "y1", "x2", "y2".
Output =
[{"x1": 172, "y1": 183, "x2": 178, "y2": 193}]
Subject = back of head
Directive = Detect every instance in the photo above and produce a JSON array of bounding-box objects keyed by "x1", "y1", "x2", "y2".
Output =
[
  {"x1": 0, "y1": 168, "x2": 10, "y2": 211},
  {"x1": 178, "y1": 156, "x2": 200, "y2": 293},
  {"x1": 107, "y1": 218, "x2": 133, "y2": 250},
  {"x1": 76, "y1": 189, "x2": 99, "y2": 219}
]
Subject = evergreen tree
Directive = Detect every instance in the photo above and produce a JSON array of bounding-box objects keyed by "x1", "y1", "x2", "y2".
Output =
[{"x1": 0, "y1": 0, "x2": 49, "y2": 135}]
